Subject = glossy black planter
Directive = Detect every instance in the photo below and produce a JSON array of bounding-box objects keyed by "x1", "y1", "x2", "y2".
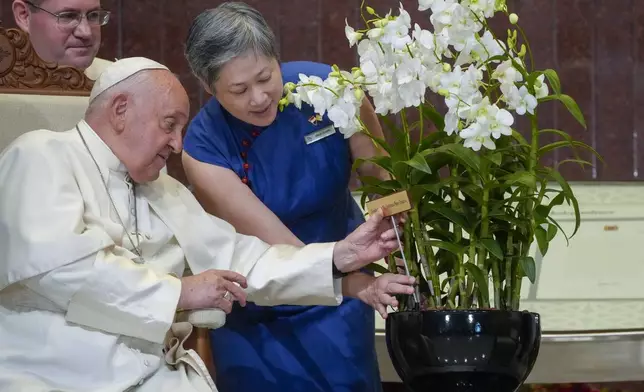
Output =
[{"x1": 385, "y1": 310, "x2": 541, "y2": 392}]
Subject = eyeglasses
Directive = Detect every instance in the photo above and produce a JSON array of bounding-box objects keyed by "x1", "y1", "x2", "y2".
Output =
[{"x1": 25, "y1": 0, "x2": 110, "y2": 29}]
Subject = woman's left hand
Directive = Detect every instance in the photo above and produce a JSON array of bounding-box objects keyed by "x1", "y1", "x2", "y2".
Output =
[{"x1": 355, "y1": 273, "x2": 416, "y2": 319}]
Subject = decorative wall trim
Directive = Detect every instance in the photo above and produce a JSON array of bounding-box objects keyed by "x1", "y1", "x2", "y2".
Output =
[{"x1": 0, "y1": 27, "x2": 93, "y2": 96}]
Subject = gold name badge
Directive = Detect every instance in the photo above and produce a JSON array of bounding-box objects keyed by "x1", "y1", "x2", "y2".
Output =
[
  {"x1": 365, "y1": 190, "x2": 412, "y2": 217},
  {"x1": 304, "y1": 125, "x2": 336, "y2": 144}
]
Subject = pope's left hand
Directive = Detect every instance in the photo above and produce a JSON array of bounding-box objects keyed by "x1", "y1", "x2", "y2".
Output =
[{"x1": 332, "y1": 208, "x2": 403, "y2": 273}]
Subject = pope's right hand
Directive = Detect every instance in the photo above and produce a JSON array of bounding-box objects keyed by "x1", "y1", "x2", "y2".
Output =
[{"x1": 178, "y1": 270, "x2": 248, "y2": 313}]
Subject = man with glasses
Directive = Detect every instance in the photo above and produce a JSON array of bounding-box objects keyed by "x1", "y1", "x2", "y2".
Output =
[{"x1": 12, "y1": 0, "x2": 111, "y2": 79}]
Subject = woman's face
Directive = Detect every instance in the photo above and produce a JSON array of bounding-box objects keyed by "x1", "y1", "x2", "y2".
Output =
[{"x1": 212, "y1": 52, "x2": 284, "y2": 127}]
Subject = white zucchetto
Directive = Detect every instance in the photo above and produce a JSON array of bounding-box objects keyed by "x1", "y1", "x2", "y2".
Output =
[{"x1": 88, "y1": 57, "x2": 169, "y2": 103}]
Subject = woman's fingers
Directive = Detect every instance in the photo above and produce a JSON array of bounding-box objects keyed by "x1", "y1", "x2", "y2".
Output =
[
  {"x1": 222, "y1": 280, "x2": 247, "y2": 307},
  {"x1": 216, "y1": 269, "x2": 248, "y2": 288},
  {"x1": 385, "y1": 282, "x2": 415, "y2": 296},
  {"x1": 375, "y1": 303, "x2": 388, "y2": 319}
]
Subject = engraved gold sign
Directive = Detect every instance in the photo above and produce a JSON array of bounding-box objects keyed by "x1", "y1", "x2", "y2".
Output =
[{"x1": 365, "y1": 190, "x2": 412, "y2": 217}]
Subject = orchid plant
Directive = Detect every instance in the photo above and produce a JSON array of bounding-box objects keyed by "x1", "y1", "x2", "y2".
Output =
[{"x1": 280, "y1": 0, "x2": 600, "y2": 311}]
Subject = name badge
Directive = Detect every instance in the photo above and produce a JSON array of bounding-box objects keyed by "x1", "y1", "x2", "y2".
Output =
[{"x1": 304, "y1": 125, "x2": 336, "y2": 145}]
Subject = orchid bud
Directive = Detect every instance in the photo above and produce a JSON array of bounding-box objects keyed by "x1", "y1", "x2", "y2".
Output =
[
  {"x1": 284, "y1": 82, "x2": 296, "y2": 92},
  {"x1": 366, "y1": 6, "x2": 376, "y2": 15},
  {"x1": 354, "y1": 88, "x2": 365, "y2": 101},
  {"x1": 278, "y1": 97, "x2": 289, "y2": 111},
  {"x1": 373, "y1": 19, "x2": 388, "y2": 28},
  {"x1": 509, "y1": 13, "x2": 519, "y2": 25},
  {"x1": 330, "y1": 71, "x2": 342, "y2": 78},
  {"x1": 518, "y1": 44, "x2": 527, "y2": 57},
  {"x1": 438, "y1": 89, "x2": 450, "y2": 97},
  {"x1": 442, "y1": 63, "x2": 451, "y2": 72}
]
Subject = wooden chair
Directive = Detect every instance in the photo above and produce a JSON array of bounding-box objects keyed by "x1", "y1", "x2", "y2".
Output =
[{"x1": 0, "y1": 25, "x2": 215, "y2": 380}]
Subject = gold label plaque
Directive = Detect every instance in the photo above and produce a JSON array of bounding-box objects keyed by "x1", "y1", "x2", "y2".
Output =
[{"x1": 365, "y1": 191, "x2": 412, "y2": 217}]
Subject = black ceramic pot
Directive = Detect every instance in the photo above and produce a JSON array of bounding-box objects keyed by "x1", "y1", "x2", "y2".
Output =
[{"x1": 385, "y1": 310, "x2": 541, "y2": 392}]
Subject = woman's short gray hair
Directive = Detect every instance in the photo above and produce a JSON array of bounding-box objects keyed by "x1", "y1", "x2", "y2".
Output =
[{"x1": 184, "y1": 2, "x2": 279, "y2": 89}]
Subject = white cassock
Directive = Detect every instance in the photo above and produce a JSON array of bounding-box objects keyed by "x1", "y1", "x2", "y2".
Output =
[{"x1": 0, "y1": 120, "x2": 343, "y2": 392}]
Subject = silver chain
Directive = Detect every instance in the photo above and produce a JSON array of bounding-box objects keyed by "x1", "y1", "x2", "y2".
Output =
[{"x1": 75, "y1": 125, "x2": 143, "y2": 261}]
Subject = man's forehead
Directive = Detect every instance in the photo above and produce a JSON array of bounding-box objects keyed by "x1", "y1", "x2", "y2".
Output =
[{"x1": 41, "y1": 0, "x2": 101, "y2": 11}]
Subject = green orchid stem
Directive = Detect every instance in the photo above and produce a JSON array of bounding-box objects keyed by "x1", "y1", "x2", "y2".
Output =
[
  {"x1": 477, "y1": 166, "x2": 491, "y2": 309},
  {"x1": 400, "y1": 109, "x2": 412, "y2": 159},
  {"x1": 387, "y1": 254, "x2": 398, "y2": 274},
  {"x1": 504, "y1": 232, "x2": 514, "y2": 309},
  {"x1": 410, "y1": 208, "x2": 440, "y2": 307},
  {"x1": 464, "y1": 234, "x2": 477, "y2": 308},
  {"x1": 512, "y1": 112, "x2": 539, "y2": 309},
  {"x1": 417, "y1": 105, "x2": 424, "y2": 154},
  {"x1": 449, "y1": 166, "x2": 465, "y2": 308},
  {"x1": 491, "y1": 258, "x2": 501, "y2": 310},
  {"x1": 403, "y1": 219, "x2": 418, "y2": 277}
]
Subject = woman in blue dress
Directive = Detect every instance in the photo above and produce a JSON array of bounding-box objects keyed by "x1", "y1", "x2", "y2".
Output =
[{"x1": 182, "y1": 3, "x2": 403, "y2": 391}]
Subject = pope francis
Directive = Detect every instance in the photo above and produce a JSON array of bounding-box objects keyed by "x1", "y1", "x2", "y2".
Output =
[{"x1": 0, "y1": 57, "x2": 414, "y2": 392}]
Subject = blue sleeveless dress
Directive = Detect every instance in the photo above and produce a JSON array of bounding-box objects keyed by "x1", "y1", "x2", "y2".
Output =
[{"x1": 183, "y1": 61, "x2": 381, "y2": 392}]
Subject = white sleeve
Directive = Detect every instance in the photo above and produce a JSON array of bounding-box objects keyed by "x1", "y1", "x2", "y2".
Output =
[
  {"x1": 22, "y1": 250, "x2": 181, "y2": 344},
  {"x1": 185, "y1": 213, "x2": 344, "y2": 307}
]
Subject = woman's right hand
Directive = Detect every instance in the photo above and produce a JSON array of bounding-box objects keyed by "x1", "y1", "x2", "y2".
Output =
[
  {"x1": 343, "y1": 272, "x2": 416, "y2": 319},
  {"x1": 178, "y1": 270, "x2": 248, "y2": 313}
]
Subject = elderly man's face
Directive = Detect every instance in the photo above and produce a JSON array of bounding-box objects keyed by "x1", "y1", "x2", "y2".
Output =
[
  {"x1": 120, "y1": 72, "x2": 190, "y2": 183},
  {"x1": 13, "y1": 0, "x2": 103, "y2": 69}
]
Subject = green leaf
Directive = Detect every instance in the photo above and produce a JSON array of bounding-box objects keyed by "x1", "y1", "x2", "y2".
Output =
[
  {"x1": 545, "y1": 168, "x2": 581, "y2": 237},
  {"x1": 535, "y1": 226, "x2": 549, "y2": 256},
  {"x1": 500, "y1": 171, "x2": 537, "y2": 188},
  {"x1": 463, "y1": 262, "x2": 490, "y2": 305},
  {"x1": 484, "y1": 152, "x2": 503, "y2": 166},
  {"x1": 423, "y1": 143, "x2": 482, "y2": 174},
  {"x1": 460, "y1": 184, "x2": 484, "y2": 205},
  {"x1": 512, "y1": 129, "x2": 530, "y2": 146},
  {"x1": 538, "y1": 128, "x2": 573, "y2": 141},
  {"x1": 428, "y1": 229, "x2": 454, "y2": 242},
  {"x1": 395, "y1": 153, "x2": 432, "y2": 175},
  {"x1": 543, "y1": 69, "x2": 562, "y2": 95},
  {"x1": 548, "y1": 216, "x2": 570, "y2": 246},
  {"x1": 556, "y1": 159, "x2": 594, "y2": 169},
  {"x1": 539, "y1": 140, "x2": 597, "y2": 156},
  {"x1": 352, "y1": 156, "x2": 394, "y2": 175},
  {"x1": 425, "y1": 205, "x2": 470, "y2": 229},
  {"x1": 519, "y1": 256, "x2": 537, "y2": 283},
  {"x1": 363, "y1": 133, "x2": 393, "y2": 156},
  {"x1": 363, "y1": 262, "x2": 390, "y2": 275},
  {"x1": 416, "y1": 131, "x2": 446, "y2": 152},
  {"x1": 560, "y1": 95, "x2": 586, "y2": 128},
  {"x1": 358, "y1": 176, "x2": 401, "y2": 190},
  {"x1": 355, "y1": 185, "x2": 391, "y2": 195},
  {"x1": 547, "y1": 223, "x2": 558, "y2": 241},
  {"x1": 409, "y1": 180, "x2": 455, "y2": 202},
  {"x1": 431, "y1": 240, "x2": 465, "y2": 256},
  {"x1": 537, "y1": 129, "x2": 604, "y2": 165},
  {"x1": 480, "y1": 238, "x2": 504, "y2": 260},
  {"x1": 547, "y1": 191, "x2": 566, "y2": 210},
  {"x1": 542, "y1": 94, "x2": 587, "y2": 129},
  {"x1": 419, "y1": 105, "x2": 445, "y2": 132}
]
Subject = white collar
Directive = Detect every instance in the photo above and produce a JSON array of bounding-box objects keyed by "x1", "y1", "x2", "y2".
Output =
[{"x1": 75, "y1": 120, "x2": 129, "y2": 181}]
